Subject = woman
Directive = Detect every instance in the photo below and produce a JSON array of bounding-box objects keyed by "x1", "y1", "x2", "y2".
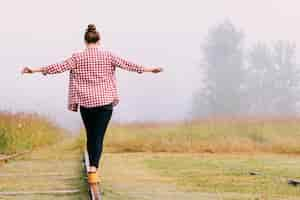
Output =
[{"x1": 21, "y1": 24, "x2": 163, "y2": 184}]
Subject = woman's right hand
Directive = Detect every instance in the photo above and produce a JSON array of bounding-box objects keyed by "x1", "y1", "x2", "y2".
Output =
[{"x1": 21, "y1": 67, "x2": 33, "y2": 74}]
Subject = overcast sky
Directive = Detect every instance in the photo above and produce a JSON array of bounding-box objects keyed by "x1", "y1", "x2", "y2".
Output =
[{"x1": 1, "y1": 0, "x2": 300, "y2": 131}]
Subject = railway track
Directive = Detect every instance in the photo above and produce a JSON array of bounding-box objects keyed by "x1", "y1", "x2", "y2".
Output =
[
  {"x1": 0, "y1": 150, "x2": 31, "y2": 165},
  {"x1": 83, "y1": 149, "x2": 102, "y2": 200},
  {"x1": 0, "y1": 140, "x2": 92, "y2": 199}
]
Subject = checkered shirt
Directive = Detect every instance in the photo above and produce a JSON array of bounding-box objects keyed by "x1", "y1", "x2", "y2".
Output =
[{"x1": 42, "y1": 47, "x2": 145, "y2": 112}]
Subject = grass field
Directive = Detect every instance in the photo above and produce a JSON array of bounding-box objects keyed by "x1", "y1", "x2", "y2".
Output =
[
  {"x1": 144, "y1": 153, "x2": 300, "y2": 199},
  {"x1": 97, "y1": 153, "x2": 300, "y2": 200},
  {"x1": 102, "y1": 117, "x2": 300, "y2": 154},
  {"x1": 0, "y1": 111, "x2": 65, "y2": 154},
  {"x1": 76, "y1": 118, "x2": 300, "y2": 199}
]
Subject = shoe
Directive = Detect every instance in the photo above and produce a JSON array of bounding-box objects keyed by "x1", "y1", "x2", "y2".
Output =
[{"x1": 88, "y1": 171, "x2": 100, "y2": 184}]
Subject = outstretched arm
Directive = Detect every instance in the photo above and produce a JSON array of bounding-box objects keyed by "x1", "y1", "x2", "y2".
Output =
[
  {"x1": 21, "y1": 55, "x2": 77, "y2": 75},
  {"x1": 109, "y1": 52, "x2": 163, "y2": 74}
]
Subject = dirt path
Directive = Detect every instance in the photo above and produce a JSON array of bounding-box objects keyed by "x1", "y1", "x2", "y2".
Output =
[{"x1": 0, "y1": 138, "x2": 86, "y2": 200}]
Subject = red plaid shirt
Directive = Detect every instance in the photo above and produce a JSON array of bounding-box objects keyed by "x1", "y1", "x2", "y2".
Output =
[{"x1": 42, "y1": 47, "x2": 145, "y2": 112}]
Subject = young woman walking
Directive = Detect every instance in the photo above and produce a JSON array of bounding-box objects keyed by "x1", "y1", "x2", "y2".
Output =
[{"x1": 21, "y1": 24, "x2": 163, "y2": 184}]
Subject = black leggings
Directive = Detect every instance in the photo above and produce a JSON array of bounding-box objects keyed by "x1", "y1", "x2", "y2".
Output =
[{"x1": 80, "y1": 103, "x2": 113, "y2": 168}]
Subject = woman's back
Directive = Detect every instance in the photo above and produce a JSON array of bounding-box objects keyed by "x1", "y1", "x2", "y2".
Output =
[
  {"x1": 73, "y1": 48, "x2": 115, "y2": 85},
  {"x1": 41, "y1": 47, "x2": 146, "y2": 111}
]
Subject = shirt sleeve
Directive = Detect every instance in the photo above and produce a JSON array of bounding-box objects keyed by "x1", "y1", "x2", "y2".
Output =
[
  {"x1": 42, "y1": 54, "x2": 77, "y2": 75},
  {"x1": 109, "y1": 52, "x2": 145, "y2": 74}
]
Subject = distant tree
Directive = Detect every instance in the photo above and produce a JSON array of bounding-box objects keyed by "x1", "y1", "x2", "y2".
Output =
[
  {"x1": 245, "y1": 42, "x2": 275, "y2": 114},
  {"x1": 273, "y1": 41, "x2": 300, "y2": 114},
  {"x1": 246, "y1": 41, "x2": 300, "y2": 115},
  {"x1": 193, "y1": 21, "x2": 245, "y2": 117}
]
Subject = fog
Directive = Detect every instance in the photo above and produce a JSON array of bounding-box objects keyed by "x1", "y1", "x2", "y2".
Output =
[{"x1": 1, "y1": 0, "x2": 300, "y2": 131}]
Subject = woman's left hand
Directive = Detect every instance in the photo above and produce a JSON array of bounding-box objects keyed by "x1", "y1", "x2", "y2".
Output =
[{"x1": 150, "y1": 67, "x2": 163, "y2": 73}]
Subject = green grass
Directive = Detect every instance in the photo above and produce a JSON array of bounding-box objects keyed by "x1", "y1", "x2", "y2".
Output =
[
  {"x1": 0, "y1": 111, "x2": 65, "y2": 154},
  {"x1": 144, "y1": 153, "x2": 300, "y2": 199}
]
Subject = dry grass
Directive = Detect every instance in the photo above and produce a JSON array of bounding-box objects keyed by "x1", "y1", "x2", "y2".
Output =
[
  {"x1": 75, "y1": 117, "x2": 300, "y2": 154},
  {"x1": 0, "y1": 111, "x2": 66, "y2": 154}
]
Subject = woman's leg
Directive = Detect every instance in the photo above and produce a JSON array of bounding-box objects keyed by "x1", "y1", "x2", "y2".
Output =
[
  {"x1": 80, "y1": 106, "x2": 96, "y2": 171},
  {"x1": 91, "y1": 109, "x2": 112, "y2": 168},
  {"x1": 80, "y1": 105, "x2": 113, "y2": 170}
]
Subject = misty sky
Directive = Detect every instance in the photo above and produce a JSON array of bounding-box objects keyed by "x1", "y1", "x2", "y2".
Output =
[{"x1": 1, "y1": 0, "x2": 300, "y2": 131}]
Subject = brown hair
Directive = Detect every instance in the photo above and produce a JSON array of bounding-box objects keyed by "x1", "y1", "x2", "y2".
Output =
[{"x1": 84, "y1": 24, "x2": 100, "y2": 44}]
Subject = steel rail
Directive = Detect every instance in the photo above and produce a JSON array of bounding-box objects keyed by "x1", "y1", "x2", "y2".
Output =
[{"x1": 83, "y1": 149, "x2": 101, "y2": 200}]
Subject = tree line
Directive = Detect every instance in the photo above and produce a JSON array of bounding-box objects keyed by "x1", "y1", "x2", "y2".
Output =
[{"x1": 193, "y1": 21, "x2": 300, "y2": 118}]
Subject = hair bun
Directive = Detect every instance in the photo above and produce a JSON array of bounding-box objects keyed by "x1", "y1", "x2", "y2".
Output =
[{"x1": 87, "y1": 24, "x2": 97, "y2": 32}]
